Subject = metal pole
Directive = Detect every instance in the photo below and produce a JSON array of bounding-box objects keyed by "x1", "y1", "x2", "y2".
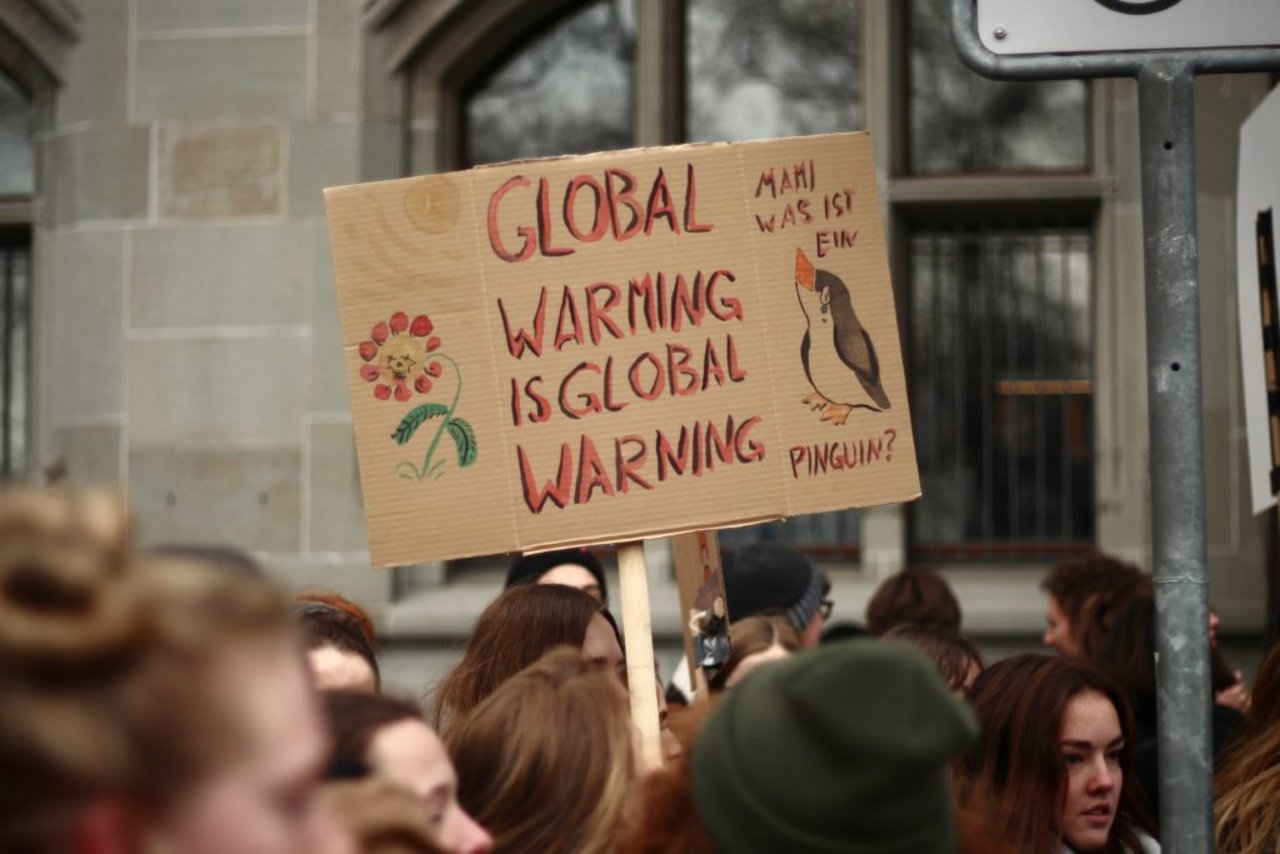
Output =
[
  {"x1": 947, "y1": 3, "x2": 1280, "y2": 850},
  {"x1": 1137, "y1": 61, "x2": 1213, "y2": 853}
]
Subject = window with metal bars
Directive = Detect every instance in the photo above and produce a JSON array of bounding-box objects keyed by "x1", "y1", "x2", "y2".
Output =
[
  {"x1": 0, "y1": 230, "x2": 30, "y2": 480},
  {"x1": 906, "y1": 217, "x2": 1094, "y2": 562}
]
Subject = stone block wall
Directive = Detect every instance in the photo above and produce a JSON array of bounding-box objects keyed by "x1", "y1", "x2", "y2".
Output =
[{"x1": 36, "y1": 0, "x2": 400, "y2": 603}]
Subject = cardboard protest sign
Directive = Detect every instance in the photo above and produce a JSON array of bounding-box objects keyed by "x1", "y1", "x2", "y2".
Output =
[{"x1": 325, "y1": 132, "x2": 920, "y2": 567}]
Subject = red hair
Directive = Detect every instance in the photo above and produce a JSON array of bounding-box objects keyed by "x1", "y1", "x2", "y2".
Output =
[{"x1": 296, "y1": 590, "x2": 377, "y2": 650}]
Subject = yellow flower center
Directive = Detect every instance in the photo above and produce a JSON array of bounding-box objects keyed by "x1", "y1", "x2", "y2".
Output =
[{"x1": 381, "y1": 335, "x2": 420, "y2": 381}]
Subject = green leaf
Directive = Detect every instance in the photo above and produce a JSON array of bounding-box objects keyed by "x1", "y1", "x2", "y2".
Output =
[
  {"x1": 391, "y1": 403, "x2": 449, "y2": 445},
  {"x1": 445, "y1": 418, "x2": 478, "y2": 467}
]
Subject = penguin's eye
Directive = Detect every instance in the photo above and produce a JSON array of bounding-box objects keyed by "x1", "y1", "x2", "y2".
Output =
[{"x1": 820, "y1": 289, "x2": 831, "y2": 306}]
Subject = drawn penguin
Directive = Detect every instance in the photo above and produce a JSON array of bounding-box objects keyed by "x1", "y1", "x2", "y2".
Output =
[{"x1": 794, "y1": 248, "x2": 890, "y2": 425}]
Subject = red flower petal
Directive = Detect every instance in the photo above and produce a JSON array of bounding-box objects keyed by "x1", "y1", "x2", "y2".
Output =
[
  {"x1": 389, "y1": 312, "x2": 409, "y2": 334},
  {"x1": 374, "y1": 384, "x2": 391, "y2": 400},
  {"x1": 394, "y1": 382, "x2": 412, "y2": 402},
  {"x1": 360, "y1": 364, "x2": 381, "y2": 382},
  {"x1": 410, "y1": 315, "x2": 433, "y2": 337},
  {"x1": 371, "y1": 322, "x2": 389, "y2": 345},
  {"x1": 415, "y1": 375, "x2": 434, "y2": 394},
  {"x1": 425, "y1": 336, "x2": 442, "y2": 353},
  {"x1": 358, "y1": 341, "x2": 378, "y2": 362},
  {"x1": 427, "y1": 361, "x2": 443, "y2": 377}
]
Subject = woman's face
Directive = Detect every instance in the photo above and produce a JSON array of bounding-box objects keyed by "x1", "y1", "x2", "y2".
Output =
[
  {"x1": 368, "y1": 719, "x2": 493, "y2": 854},
  {"x1": 1043, "y1": 596, "x2": 1077, "y2": 657},
  {"x1": 148, "y1": 640, "x2": 355, "y2": 854},
  {"x1": 1056, "y1": 689, "x2": 1123, "y2": 852}
]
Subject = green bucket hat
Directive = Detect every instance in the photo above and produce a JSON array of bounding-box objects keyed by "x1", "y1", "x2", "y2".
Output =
[{"x1": 691, "y1": 639, "x2": 978, "y2": 854}]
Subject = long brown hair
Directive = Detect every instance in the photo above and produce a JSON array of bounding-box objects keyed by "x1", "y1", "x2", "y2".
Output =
[
  {"x1": 1215, "y1": 642, "x2": 1280, "y2": 852},
  {"x1": 956, "y1": 654, "x2": 1153, "y2": 854},
  {"x1": 1041, "y1": 554, "x2": 1146, "y2": 657},
  {"x1": 0, "y1": 489, "x2": 293, "y2": 851},
  {"x1": 447, "y1": 648, "x2": 633, "y2": 854},
  {"x1": 882, "y1": 624, "x2": 984, "y2": 693},
  {"x1": 431, "y1": 583, "x2": 606, "y2": 731}
]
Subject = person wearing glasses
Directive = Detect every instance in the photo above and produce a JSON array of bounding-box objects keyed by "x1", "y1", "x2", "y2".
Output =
[
  {"x1": 722, "y1": 542, "x2": 832, "y2": 648},
  {"x1": 667, "y1": 542, "x2": 831, "y2": 704}
]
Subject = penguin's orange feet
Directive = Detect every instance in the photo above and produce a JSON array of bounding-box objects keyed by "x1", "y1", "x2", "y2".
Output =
[
  {"x1": 802, "y1": 392, "x2": 829, "y2": 411},
  {"x1": 820, "y1": 403, "x2": 853, "y2": 426}
]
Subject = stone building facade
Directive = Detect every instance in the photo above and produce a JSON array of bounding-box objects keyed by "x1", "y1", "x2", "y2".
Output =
[{"x1": 1, "y1": 0, "x2": 1275, "y2": 688}]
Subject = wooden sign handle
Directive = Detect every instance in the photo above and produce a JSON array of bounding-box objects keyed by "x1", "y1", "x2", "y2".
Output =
[
  {"x1": 617, "y1": 541, "x2": 663, "y2": 770},
  {"x1": 671, "y1": 530, "x2": 728, "y2": 704}
]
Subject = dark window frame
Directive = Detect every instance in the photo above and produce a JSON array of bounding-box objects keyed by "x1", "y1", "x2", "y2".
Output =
[
  {"x1": 0, "y1": 224, "x2": 30, "y2": 481},
  {"x1": 895, "y1": 202, "x2": 1100, "y2": 564}
]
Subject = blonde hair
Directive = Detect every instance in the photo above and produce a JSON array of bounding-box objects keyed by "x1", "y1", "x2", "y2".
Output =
[
  {"x1": 0, "y1": 488, "x2": 292, "y2": 850},
  {"x1": 1215, "y1": 643, "x2": 1280, "y2": 852},
  {"x1": 447, "y1": 647, "x2": 633, "y2": 854}
]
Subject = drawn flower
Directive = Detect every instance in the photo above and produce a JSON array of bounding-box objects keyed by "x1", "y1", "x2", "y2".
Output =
[{"x1": 358, "y1": 312, "x2": 442, "y2": 401}]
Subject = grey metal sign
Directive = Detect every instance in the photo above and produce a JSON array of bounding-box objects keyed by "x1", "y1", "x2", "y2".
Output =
[{"x1": 977, "y1": 0, "x2": 1280, "y2": 55}]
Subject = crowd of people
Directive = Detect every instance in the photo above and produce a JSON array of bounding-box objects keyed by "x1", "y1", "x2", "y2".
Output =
[{"x1": 3, "y1": 487, "x2": 1280, "y2": 852}]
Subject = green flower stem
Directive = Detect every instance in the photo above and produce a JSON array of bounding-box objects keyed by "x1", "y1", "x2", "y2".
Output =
[{"x1": 418, "y1": 353, "x2": 462, "y2": 479}]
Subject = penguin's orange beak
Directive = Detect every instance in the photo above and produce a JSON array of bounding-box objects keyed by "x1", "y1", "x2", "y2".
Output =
[{"x1": 795, "y1": 248, "x2": 815, "y2": 292}]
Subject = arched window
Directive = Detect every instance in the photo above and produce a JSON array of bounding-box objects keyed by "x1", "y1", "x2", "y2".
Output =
[
  {"x1": 464, "y1": 0, "x2": 636, "y2": 166},
  {"x1": 685, "y1": 0, "x2": 859, "y2": 142},
  {"x1": 0, "y1": 70, "x2": 32, "y2": 479}
]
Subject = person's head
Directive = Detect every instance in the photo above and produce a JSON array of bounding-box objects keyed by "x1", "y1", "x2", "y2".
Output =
[
  {"x1": 865, "y1": 569, "x2": 961, "y2": 637},
  {"x1": 689, "y1": 639, "x2": 978, "y2": 853},
  {"x1": 1245, "y1": 640, "x2": 1280, "y2": 734},
  {"x1": 1040, "y1": 554, "x2": 1146, "y2": 658},
  {"x1": 722, "y1": 543, "x2": 827, "y2": 647},
  {"x1": 320, "y1": 776, "x2": 447, "y2": 854},
  {"x1": 295, "y1": 600, "x2": 381, "y2": 694},
  {"x1": 0, "y1": 489, "x2": 350, "y2": 854},
  {"x1": 957, "y1": 654, "x2": 1151, "y2": 853},
  {"x1": 323, "y1": 691, "x2": 491, "y2": 854},
  {"x1": 431, "y1": 584, "x2": 623, "y2": 731},
  {"x1": 1085, "y1": 594, "x2": 1156, "y2": 726},
  {"x1": 708, "y1": 614, "x2": 802, "y2": 692},
  {"x1": 448, "y1": 648, "x2": 635, "y2": 854},
  {"x1": 505, "y1": 548, "x2": 608, "y2": 604},
  {"x1": 298, "y1": 591, "x2": 377, "y2": 650},
  {"x1": 882, "y1": 624, "x2": 984, "y2": 694}
]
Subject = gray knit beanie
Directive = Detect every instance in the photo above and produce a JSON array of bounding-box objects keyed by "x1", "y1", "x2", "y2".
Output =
[
  {"x1": 723, "y1": 543, "x2": 823, "y2": 633},
  {"x1": 691, "y1": 639, "x2": 978, "y2": 853}
]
